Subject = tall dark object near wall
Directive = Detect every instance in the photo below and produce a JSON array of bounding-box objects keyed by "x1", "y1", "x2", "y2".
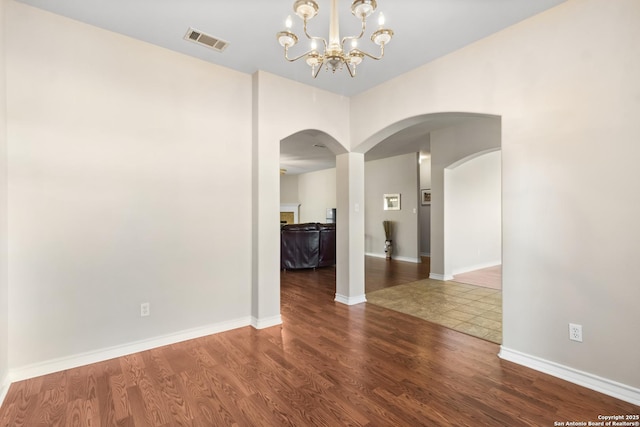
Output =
[
  {"x1": 281, "y1": 223, "x2": 336, "y2": 270},
  {"x1": 318, "y1": 223, "x2": 336, "y2": 267}
]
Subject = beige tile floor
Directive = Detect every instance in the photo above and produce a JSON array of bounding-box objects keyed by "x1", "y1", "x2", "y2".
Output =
[
  {"x1": 366, "y1": 279, "x2": 502, "y2": 344},
  {"x1": 453, "y1": 265, "x2": 502, "y2": 290}
]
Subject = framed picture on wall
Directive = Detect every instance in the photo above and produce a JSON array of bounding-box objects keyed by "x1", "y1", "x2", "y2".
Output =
[
  {"x1": 383, "y1": 193, "x2": 401, "y2": 211},
  {"x1": 421, "y1": 189, "x2": 431, "y2": 206}
]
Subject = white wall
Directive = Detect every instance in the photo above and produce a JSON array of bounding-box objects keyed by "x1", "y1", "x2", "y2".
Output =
[
  {"x1": 365, "y1": 153, "x2": 420, "y2": 262},
  {"x1": 350, "y1": 0, "x2": 640, "y2": 395},
  {"x1": 279, "y1": 174, "x2": 299, "y2": 204},
  {"x1": 0, "y1": 0, "x2": 9, "y2": 404},
  {"x1": 446, "y1": 150, "x2": 501, "y2": 274},
  {"x1": 6, "y1": 2, "x2": 253, "y2": 372},
  {"x1": 298, "y1": 169, "x2": 336, "y2": 223},
  {"x1": 431, "y1": 118, "x2": 501, "y2": 279},
  {"x1": 252, "y1": 70, "x2": 351, "y2": 319},
  {"x1": 280, "y1": 169, "x2": 337, "y2": 224}
]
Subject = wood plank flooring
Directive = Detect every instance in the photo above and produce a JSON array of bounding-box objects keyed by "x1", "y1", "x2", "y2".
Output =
[
  {"x1": 1, "y1": 258, "x2": 638, "y2": 426},
  {"x1": 364, "y1": 255, "x2": 431, "y2": 292}
]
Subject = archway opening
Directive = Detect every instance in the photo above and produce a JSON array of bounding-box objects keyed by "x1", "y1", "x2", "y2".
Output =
[
  {"x1": 354, "y1": 112, "x2": 503, "y2": 342},
  {"x1": 276, "y1": 112, "x2": 504, "y2": 340},
  {"x1": 353, "y1": 113, "x2": 501, "y2": 279},
  {"x1": 279, "y1": 129, "x2": 347, "y2": 298}
]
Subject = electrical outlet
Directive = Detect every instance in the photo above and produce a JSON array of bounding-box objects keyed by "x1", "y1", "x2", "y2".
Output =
[
  {"x1": 140, "y1": 302, "x2": 150, "y2": 317},
  {"x1": 569, "y1": 323, "x2": 582, "y2": 342}
]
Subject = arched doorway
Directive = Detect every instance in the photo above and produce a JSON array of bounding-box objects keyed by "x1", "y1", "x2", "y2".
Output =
[
  {"x1": 352, "y1": 112, "x2": 501, "y2": 283},
  {"x1": 275, "y1": 113, "x2": 503, "y2": 326},
  {"x1": 279, "y1": 129, "x2": 346, "y2": 225}
]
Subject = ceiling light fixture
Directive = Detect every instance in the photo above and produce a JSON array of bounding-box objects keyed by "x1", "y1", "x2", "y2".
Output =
[{"x1": 276, "y1": 0, "x2": 394, "y2": 78}]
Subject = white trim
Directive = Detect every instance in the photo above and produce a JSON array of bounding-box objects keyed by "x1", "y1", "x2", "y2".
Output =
[
  {"x1": 419, "y1": 252, "x2": 431, "y2": 257},
  {"x1": 452, "y1": 261, "x2": 501, "y2": 276},
  {"x1": 365, "y1": 252, "x2": 422, "y2": 264},
  {"x1": 8, "y1": 316, "x2": 251, "y2": 383},
  {"x1": 0, "y1": 373, "x2": 9, "y2": 409},
  {"x1": 251, "y1": 315, "x2": 283, "y2": 329},
  {"x1": 429, "y1": 273, "x2": 454, "y2": 281},
  {"x1": 394, "y1": 256, "x2": 422, "y2": 263},
  {"x1": 499, "y1": 346, "x2": 640, "y2": 406},
  {"x1": 365, "y1": 252, "x2": 387, "y2": 260},
  {"x1": 335, "y1": 293, "x2": 367, "y2": 305}
]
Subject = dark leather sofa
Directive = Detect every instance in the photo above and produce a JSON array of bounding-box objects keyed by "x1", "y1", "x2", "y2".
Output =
[{"x1": 281, "y1": 223, "x2": 336, "y2": 270}]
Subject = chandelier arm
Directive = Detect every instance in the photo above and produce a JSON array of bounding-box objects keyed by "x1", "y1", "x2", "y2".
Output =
[
  {"x1": 309, "y1": 36, "x2": 328, "y2": 51},
  {"x1": 312, "y1": 59, "x2": 325, "y2": 78},
  {"x1": 351, "y1": 44, "x2": 386, "y2": 61},
  {"x1": 283, "y1": 46, "x2": 318, "y2": 63},
  {"x1": 302, "y1": 20, "x2": 328, "y2": 51},
  {"x1": 341, "y1": 18, "x2": 367, "y2": 50},
  {"x1": 344, "y1": 60, "x2": 357, "y2": 78}
]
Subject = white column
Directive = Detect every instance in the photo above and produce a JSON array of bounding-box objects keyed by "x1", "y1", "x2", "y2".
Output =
[
  {"x1": 429, "y1": 159, "x2": 451, "y2": 280},
  {"x1": 335, "y1": 152, "x2": 366, "y2": 305},
  {"x1": 251, "y1": 73, "x2": 282, "y2": 329}
]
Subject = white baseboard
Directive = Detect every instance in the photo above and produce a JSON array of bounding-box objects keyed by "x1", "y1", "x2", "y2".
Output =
[
  {"x1": 0, "y1": 373, "x2": 9, "y2": 409},
  {"x1": 499, "y1": 346, "x2": 640, "y2": 406},
  {"x1": 365, "y1": 252, "x2": 388, "y2": 260},
  {"x1": 8, "y1": 316, "x2": 252, "y2": 383},
  {"x1": 420, "y1": 252, "x2": 431, "y2": 257},
  {"x1": 429, "y1": 273, "x2": 454, "y2": 281},
  {"x1": 365, "y1": 252, "x2": 422, "y2": 264},
  {"x1": 335, "y1": 293, "x2": 367, "y2": 305},
  {"x1": 251, "y1": 315, "x2": 283, "y2": 330},
  {"x1": 395, "y1": 256, "x2": 422, "y2": 263},
  {"x1": 452, "y1": 261, "x2": 501, "y2": 276}
]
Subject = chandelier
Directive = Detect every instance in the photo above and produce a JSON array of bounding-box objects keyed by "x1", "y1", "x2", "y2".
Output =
[{"x1": 276, "y1": 0, "x2": 394, "y2": 78}]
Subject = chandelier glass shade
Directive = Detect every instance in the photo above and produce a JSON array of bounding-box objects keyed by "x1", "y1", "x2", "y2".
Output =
[{"x1": 276, "y1": 0, "x2": 394, "y2": 78}]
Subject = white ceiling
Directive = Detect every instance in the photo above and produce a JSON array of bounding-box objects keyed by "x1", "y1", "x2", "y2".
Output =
[{"x1": 17, "y1": 0, "x2": 565, "y2": 173}]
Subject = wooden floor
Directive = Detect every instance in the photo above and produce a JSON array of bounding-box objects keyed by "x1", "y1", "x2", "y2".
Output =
[
  {"x1": 1, "y1": 258, "x2": 638, "y2": 426},
  {"x1": 364, "y1": 255, "x2": 431, "y2": 292}
]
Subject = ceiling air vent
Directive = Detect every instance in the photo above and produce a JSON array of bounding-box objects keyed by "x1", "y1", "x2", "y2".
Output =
[{"x1": 184, "y1": 28, "x2": 229, "y2": 52}]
